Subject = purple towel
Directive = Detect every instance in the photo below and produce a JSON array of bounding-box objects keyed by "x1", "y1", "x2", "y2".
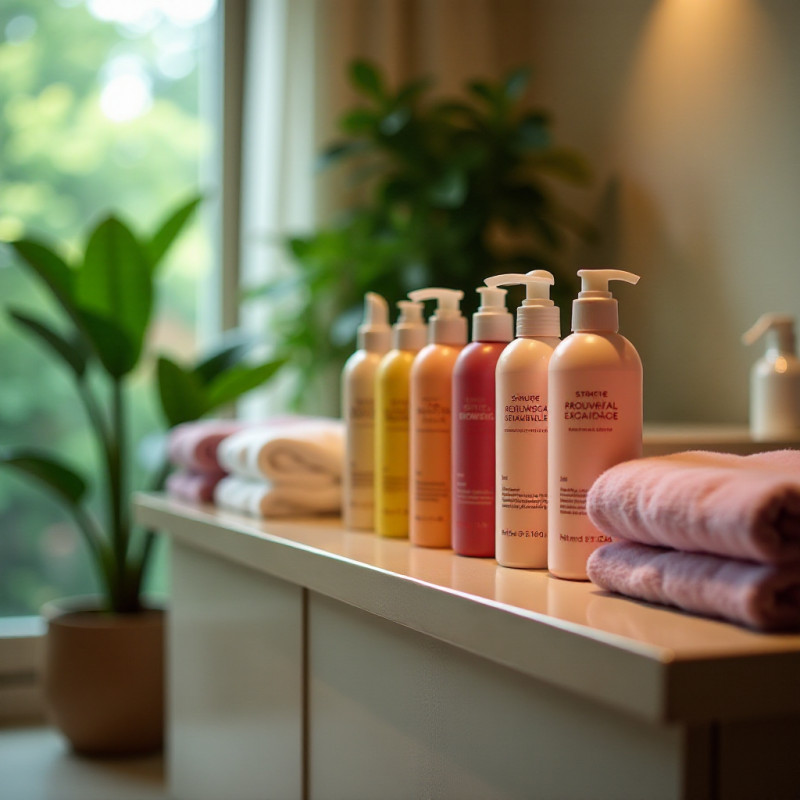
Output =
[
  {"x1": 586, "y1": 450, "x2": 800, "y2": 565},
  {"x1": 587, "y1": 541, "x2": 800, "y2": 631}
]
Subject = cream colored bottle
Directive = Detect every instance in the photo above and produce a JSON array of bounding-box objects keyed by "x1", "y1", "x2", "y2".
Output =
[
  {"x1": 408, "y1": 288, "x2": 467, "y2": 548},
  {"x1": 486, "y1": 271, "x2": 560, "y2": 569},
  {"x1": 548, "y1": 269, "x2": 642, "y2": 580},
  {"x1": 375, "y1": 300, "x2": 427, "y2": 537},
  {"x1": 742, "y1": 313, "x2": 800, "y2": 441},
  {"x1": 342, "y1": 292, "x2": 391, "y2": 530}
]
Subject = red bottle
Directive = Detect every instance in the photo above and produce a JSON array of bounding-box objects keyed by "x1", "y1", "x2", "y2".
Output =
[{"x1": 452, "y1": 287, "x2": 513, "y2": 557}]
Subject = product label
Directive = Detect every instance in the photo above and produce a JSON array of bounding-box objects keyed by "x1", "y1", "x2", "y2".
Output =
[
  {"x1": 495, "y1": 375, "x2": 549, "y2": 566},
  {"x1": 548, "y1": 366, "x2": 642, "y2": 576}
]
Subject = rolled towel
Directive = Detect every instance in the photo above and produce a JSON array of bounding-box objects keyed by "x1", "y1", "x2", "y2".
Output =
[
  {"x1": 166, "y1": 470, "x2": 224, "y2": 504},
  {"x1": 214, "y1": 475, "x2": 341, "y2": 518},
  {"x1": 587, "y1": 541, "x2": 800, "y2": 631},
  {"x1": 168, "y1": 420, "x2": 245, "y2": 474},
  {"x1": 217, "y1": 418, "x2": 344, "y2": 486},
  {"x1": 586, "y1": 450, "x2": 800, "y2": 565}
]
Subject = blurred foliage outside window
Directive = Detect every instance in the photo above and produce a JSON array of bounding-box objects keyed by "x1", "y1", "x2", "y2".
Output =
[{"x1": 0, "y1": 0, "x2": 217, "y2": 616}]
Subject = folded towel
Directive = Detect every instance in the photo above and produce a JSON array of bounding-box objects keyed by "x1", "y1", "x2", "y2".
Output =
[
  {"x1": 586, "y1": 450, "x2": 800, "y2": 565},
  {"x1": 168, "y1": 420, "x2": 245, "y2": 474},
  {"x1": 217, "y1": 418, "x2": 344, "y2": 486},
  {"x1": 166, "y1": 470, "x2": 224, "y2": 504},
  {"x1": 587, "y1": 541, "x2": 800, "y2": 631},
  {"x1": 214, "y1": 475, "x2": 341, "y2": 518}
]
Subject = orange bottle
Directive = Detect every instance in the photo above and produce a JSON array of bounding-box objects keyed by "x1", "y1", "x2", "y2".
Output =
[{"x1": 408, "y1": 288, "x2": 467, "y2": 548}]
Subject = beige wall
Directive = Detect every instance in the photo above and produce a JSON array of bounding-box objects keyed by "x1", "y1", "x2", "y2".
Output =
[{"x1": 527, "y1": 0, "x2": 800, "y2": 422}]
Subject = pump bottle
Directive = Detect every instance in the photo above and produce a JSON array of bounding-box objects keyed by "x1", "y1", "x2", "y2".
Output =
[
  {"x1": 342, "y1": 292, "x2": 391, "y2": 530},
  {"x1": 486, "y1": 271, "x2": 560, "y2": 569},
  {"x1": 375, "y1": 301, "x2": 427, "y2": 537},
  {"x1": 742, "y1": 313, "x2": 800, "y2": 441},
  {"x1": 548, "y1": 269, "x2": 642, "y2": 580},
  {"x1": 451, "y1": 286, "x2": 513, "y2": 557},
  {"x1": 408, "y1": 288, "x2": 467, "y2": 548}
]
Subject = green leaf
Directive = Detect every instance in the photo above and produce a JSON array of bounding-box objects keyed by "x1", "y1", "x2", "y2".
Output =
[
  {"x1": 0, "y1": 448, "x2": 88, "y2": 506},
  {"x1": 157, "y1": 356, "x2": 209, "y2": 426},
  {"x1": 378, "y1": 106, "x2": 411, "y2": 137},
  {"x1": 146, "y1": 194, "x2": 203, "y2": 272},
  {"x1": 204, "y1": 358, "x2": 287, "y2": 410},
  {"x1": 192, "y1": 332, "x2": 254, "y2": 386},
  {"x1": 340, "y1": 108, "x2": 377, "y2": 135},
  {"x1": 9, "y1": 239, "x2": 76, "y2": 314},
  {"x1": 316, "y1": 140, "x2": 371, "y2": 171},
  {"x1": 8, "y1": 309, "x2": 87, "y2": 377},
  {"x1": 429, "y1": 170, "x2": 467, "y2": 208},
  {"x1": 77, "y1": 309, "x2": 138, "y2": 377},
  {"x1": 349, "y1": 60, "x2": 384, "y2": 101},
  {"x1": 503, "y1": 67, "x2": 531, "y2": 102},
  {"x1": 75, "y1": 215, "x2": 153, "y2": 359}
]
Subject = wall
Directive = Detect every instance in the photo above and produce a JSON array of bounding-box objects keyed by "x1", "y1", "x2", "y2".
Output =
[{"x1": 529, "y1": 0, "x2": 800, "y2": 422}]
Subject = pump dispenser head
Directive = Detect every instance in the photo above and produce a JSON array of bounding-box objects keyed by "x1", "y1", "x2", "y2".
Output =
[
  {"x1": 742, "y1": 313, "x2": 797, "y2": 354},
  {"x1": 471, "y1": 286, "x2": 513, "y2": 342},
  {"x1": 485, "y1": 270, "x2": 560, "y2": 338},
  {"x1": 572, "y1": 269, "x2": 640, "y2": 332},
  {"x1": 357, "y1": 291, "x2": 392, "y2": 353},
  {"x1": 407, "y1": 287, "x2": 467, "y2": 345},
  {"x1": 392, "y1": 300, "x2": 427, "y2": 351}
]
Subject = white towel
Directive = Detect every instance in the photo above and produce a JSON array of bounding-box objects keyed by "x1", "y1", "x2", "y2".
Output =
[
  {"x1": 216, "y1": 418, "x2": 344, "y2": 487},
  {"x1": 214, "y1": 476, "x2": 341, "y2": 518}
]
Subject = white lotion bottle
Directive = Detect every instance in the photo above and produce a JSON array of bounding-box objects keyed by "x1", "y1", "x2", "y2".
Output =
[
  {"x1": 742, "y1": 313, "x2": 800, "y2": 441},
  {"x1": 486, "y1": 270, "x2": 561, "y2": 569},
  {"x1": 548, "y1": 269, "x2": 642, "y2": 580},
  {"x1": 342, "y1": 292, "x2": 391, "y2": 530}
]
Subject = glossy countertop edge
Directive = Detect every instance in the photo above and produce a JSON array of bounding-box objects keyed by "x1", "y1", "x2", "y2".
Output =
[{"x1": 134, "y1": 493, "x2": 800, "y2": 725}]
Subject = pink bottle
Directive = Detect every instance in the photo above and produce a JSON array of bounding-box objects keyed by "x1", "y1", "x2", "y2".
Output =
[{"x1": 452, "y1": 287, "x2": 513, "y2": 557}]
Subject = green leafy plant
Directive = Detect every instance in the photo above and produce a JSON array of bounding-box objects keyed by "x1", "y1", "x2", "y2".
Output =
[
  {"x1": 1, "y1": 196, "x2": 285, "y2": 613},
  {"x1": 260, "y1": 60, "x2": 592, "y2": 406}
]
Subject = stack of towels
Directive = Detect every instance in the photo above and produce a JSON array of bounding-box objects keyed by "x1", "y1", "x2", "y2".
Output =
[
  {"x1": 166, "y1": 420, "x2": 244, "y2": 504},
  {"x1": 166, "y1": 416, "x2": 345, "y2": 518},
  {"x1": 586, "y1": 450, "x2": 800, "y2": 631}
]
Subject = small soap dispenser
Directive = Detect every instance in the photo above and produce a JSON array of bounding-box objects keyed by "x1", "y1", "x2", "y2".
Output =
[
  {"x1": 342, "y1": 292, "x2": 392, "y2": 530},
  {"x1": 742, "y1": 313, "x2": 800, "y2": 441}
]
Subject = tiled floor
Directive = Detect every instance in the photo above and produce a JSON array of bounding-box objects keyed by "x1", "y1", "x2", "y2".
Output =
[{"x1": 0, "y1": 724, "x2": 167, "y2": 800}]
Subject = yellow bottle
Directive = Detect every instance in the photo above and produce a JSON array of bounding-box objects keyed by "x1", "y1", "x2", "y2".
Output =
[{"x1": 375, "y1": 301, "x2": 427, "y2": 537}]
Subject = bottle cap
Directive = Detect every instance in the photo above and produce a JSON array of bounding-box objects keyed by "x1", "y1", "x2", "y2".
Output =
[
  {"x1": 393, "y1": 300, "x2": 427, "y2": 352},
  {"x1": 571, "y1": 269, "x2": 640, "y2": 332},
  {"x1": 470, "y1": 286, "x2": 513, "y2": 342},
  {"x1": 407, "y1": 287, "x2": 467, "y2": 345},
  {"x1": 485, "y1": 270, "x2": 560, "y2": 338},
  {"x1": 357, "y1": 292, "x2": 392, "y2": 353},
  {"x1": 743, "y1": 313, "x2": 797, "y2": 355}
]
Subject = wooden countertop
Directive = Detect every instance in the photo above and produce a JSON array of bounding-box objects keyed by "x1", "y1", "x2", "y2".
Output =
[{"x1": 134, "y1": 493, "x2": 800, "y2": 727}]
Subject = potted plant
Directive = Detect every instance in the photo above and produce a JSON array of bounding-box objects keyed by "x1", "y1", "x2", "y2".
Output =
[
  {"x1": 1, "y1": 196, "x2": 285, "y2": 754},
  {"x1": 258, "y1": 60, "x2": 592, "y2": 409}
]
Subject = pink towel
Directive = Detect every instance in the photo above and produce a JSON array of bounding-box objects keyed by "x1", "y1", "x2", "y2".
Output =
[
  {"x1": 166, "y1": 469, "x2": 224, "y2": 504},
  {"x1": 587, "y1": 541, "x2": 800, "y2": 631},
  {"x1": 167, "y1": 420, "x2": 245, "y2": 474},
  {"x1": 586, "y1": 450, "x2": 800, "y2": 565}
]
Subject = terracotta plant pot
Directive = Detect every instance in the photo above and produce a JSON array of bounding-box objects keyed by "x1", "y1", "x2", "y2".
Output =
[{"x1": 42, "y1": 597, "x2": 164, "y2": 756}]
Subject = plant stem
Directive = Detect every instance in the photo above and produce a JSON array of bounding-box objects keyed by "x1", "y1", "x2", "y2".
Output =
[{"x1": 110, "y1": 377, "x2": 128, "y2": 608}]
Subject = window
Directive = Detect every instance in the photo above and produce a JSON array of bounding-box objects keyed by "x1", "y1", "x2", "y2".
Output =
[{"x1": 0, "y1": 0, "x2": 219, "y2": 618}]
